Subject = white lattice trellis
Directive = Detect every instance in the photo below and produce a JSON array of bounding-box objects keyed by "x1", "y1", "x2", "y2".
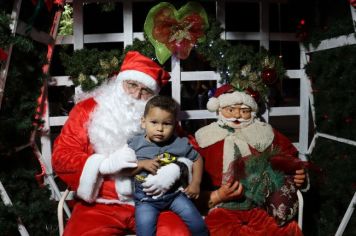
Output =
[
  {"x1": 45, "y1": 0, "x2": 310, "y2": 222},
  {"x1": 39, "y1": 0, "x2": 356, "y2": 234}
]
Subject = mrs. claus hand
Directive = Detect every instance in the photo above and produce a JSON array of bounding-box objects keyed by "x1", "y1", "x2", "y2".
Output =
[
  {"x1": 212, "y1": 181, "x2": 244, "y2": 205},
  {"x1": 294, "y1": 169, "x2": 306, "y2": 187}
]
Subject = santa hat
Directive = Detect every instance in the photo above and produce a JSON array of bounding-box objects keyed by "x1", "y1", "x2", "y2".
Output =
[
  {"x1": 117, "y1": 51, "x2": 170, "y2": 94},
  {"x1": 207, "y1": 84, "x2": 258, "y2": 112}
]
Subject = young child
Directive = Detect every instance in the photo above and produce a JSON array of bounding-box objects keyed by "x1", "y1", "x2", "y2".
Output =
[{"x1": 128, "y1": 95, "x2": 208, "y2": 236}]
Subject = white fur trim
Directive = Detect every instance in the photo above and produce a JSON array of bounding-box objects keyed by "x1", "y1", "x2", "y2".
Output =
[
  {"x1": 222, "y1": 135, "x2": 252, "y2": 177},
  {"x1": 177, "y1": 158, "x2": 193, "y2": 183},
  {"x1": 96, "y1": 198, "x2": 135, "y2": 206},
  {"x1": 207, "y1": 97, "x2": 220, "y2": 112},
  {"x1": 195, "y1": 122, "x2": 229, "y2": 148},
  {"x1": 218, "y1": 92, "x2": 244, "y2": 108},
  {"x1": 240, "y1": 92, "x2": 258, "y2": 112},
  {"x1": 77, "y1": 154, "x2": 105, "y2": 203},
  {"x1": 210, "y1": 91, "x2": 258, "y2": 112},
  {"x1": 117, "y1": 70, "x2": 159, "y2": 93},
  {"x1": 221, "y1": 136, "x2": 240, "y2": 181},
  {"x1": 222, "y1": 122, "x2": 274, "y2": 175},
  {"x1": 236, "y1": 121, "x2": 274, "y2": 152},
  {"x1": 115, "y1": 176, "x2": 134, "y2": 202},
  {"x1": 195, "y1": 120, "x2": 275, "y2": 182}
]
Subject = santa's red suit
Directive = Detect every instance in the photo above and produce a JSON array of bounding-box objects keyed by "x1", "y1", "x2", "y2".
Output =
[
  {"x1": 52, "y1": 51, "x2": 190, "y2": 235},
  {"x1": 195, "y1": 120, "x2": 303, "y2": 236}
]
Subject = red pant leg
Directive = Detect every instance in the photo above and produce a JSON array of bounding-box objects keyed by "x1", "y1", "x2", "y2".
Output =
[
  {"x1": 63, "y1": 202, "x2": 135, "y2": 236},
  {"x1": 156, "y1": 211, "x2": 190, "y2": 236}
]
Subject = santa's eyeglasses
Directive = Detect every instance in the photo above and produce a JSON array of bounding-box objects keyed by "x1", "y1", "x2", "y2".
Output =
[
  {"x1": 220, "y1": 105, "x2": 252, "y2": 116},
  {"x1": 123, "y1": 80, "x2": 154, "y2": 98}
]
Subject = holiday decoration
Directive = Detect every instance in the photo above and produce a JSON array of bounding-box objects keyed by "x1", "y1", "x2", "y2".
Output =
[
  {"x1": 296, "y1": 18, "x2": 308, "y2": 41},
  {"x1": 0, "y1": 6, "x2": 59, "y2": 235},
  {"x1": 223, "y1": 150, "x2": 285, "y2": 210},
  {"x1": 144, "y1": 1, "x2": 208, "y2": 64},
  {"x1": 58, "y1": 4, "x2": 73, "y2": 36},
  {"x1": 305, "y1": 44, "x2": 356, "y2": 235},
  {"x1": 345, "y1": 117, "x2": 352, "y2": 124},
  {"x1": 60, "y1": 48, "x2": 121, "y2": 91},
  {"x1": 61, "y1": 18, "x2": 285, "y2": 105},
  {"x1": 261, "y1": 67, "x2": 278, "y2": 85},
  {"x1": 0, "y1": 48, "x2": 8, "y2": 61},
  {"x1": 245, "y1": 87, "x2": 261, "y2": 103},
  {"x1": 261, "y1": 57, "x2": 279, "y2": 85},
  {"x1": 1, "y1": 1, "x2": 356, "y2": 236},
  {"x1": 194, "y1": 20, "x2": 285, "y2": 104}
]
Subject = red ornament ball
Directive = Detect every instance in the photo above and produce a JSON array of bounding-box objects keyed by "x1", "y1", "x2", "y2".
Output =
[
  {"x1": 345, "y1": 117, "x2": 353, "y2": 124},
  {"x1": 245, "y1": 87, "x2": 260, "y2": 103},
  {"x1": 261, "y1": 67, "x2": 278, "y2": 85}
]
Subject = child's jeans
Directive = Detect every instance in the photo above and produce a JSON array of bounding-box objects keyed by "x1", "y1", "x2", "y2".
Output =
[{"x1": 135, "y1": 192, "x2": 208, "y2": 236}]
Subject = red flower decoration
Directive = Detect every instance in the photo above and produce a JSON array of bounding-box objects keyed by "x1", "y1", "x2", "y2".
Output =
[
  {"x1": 144, "y1": 2, "x2": 208, "y2": 64},
  {"x1": 0, "y1": 48, "x2": 8, "y2": 61},
  {"x1": 153, "y1": 10, "x2": 205, "y2": 60}
]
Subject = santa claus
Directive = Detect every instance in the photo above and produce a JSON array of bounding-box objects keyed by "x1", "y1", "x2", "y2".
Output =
[
  {"x1": 52, "y1": 51, "x2": 191, "y2": 235},
  {"x1": 194, "y1": 84, "x2": 307, "y2": 236}
]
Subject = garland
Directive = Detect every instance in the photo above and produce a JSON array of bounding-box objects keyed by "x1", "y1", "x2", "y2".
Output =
[
  {"x1": 58, "y1": 4, "x2": 73, "y2": 36},
  {"x1": 0, "y1": 8, "x2": 58, "y2": 235},
  {"x1": 0, "y1": 11, "x2": 33, "y2": 65},
  {"x1": 60, "y1": 18, "x2": 285, "y2": 105},
  {"x1": 296, "y1": 0, "x2": 356, "y2": 48},
  {"x1": 305, "y1": 45, "x2": 356, "y2": 140},
  {"x1": 195, "y1": 19, "x2": 285, "y2": 103}
]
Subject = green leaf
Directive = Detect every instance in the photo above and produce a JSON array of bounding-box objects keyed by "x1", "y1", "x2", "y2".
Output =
[
  {"x1": 144, "y1": 2, "x2": 173, "y2": 64},
  {"x1": 144, "y1": 2, "x2": 209, "y2": 64}
]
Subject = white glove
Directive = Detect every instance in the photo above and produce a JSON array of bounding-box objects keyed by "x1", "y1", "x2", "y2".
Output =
[
  {"x1": 142, "y1": 163, "x2": 180, "y2": 198},
  {"x1": 99, "y1": 144, "x2": 137, "y2": 175}
]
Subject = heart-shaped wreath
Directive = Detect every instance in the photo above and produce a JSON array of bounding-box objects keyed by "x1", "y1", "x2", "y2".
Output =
[{"x1": 144, "y1": 1, "x2": 209, "y2": 64}]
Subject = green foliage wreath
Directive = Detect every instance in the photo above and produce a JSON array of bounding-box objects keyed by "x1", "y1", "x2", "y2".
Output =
[{"x1": 60, "y1": 18, "x2": 285, "y2": 106}]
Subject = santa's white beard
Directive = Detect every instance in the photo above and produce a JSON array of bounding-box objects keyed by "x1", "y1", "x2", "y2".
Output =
[{"x1": 88, "y1": 80, "x2": 146, "y2": 155}]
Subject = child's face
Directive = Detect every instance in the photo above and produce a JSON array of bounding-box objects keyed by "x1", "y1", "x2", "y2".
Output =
[{"x1": 141, "y1": 107, "x2": 176, "y2": 143}]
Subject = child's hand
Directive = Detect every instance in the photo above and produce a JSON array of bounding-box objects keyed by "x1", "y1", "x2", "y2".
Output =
[
  {"x1": 184, "y1": 182, "x2": 200, "y2": 199},
  {"x1": 138, "y1": 158, "x2": 160, "y2": 174}
]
